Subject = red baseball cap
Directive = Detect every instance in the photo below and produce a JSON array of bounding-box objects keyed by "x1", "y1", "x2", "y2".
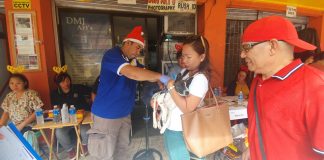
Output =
[{"x1": 242, "y1": 16, "x2": 316, "y2": 52}]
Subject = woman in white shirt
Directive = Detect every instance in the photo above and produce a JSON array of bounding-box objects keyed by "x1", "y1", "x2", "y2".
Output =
[{"x1": 165, "y1": 35, "x2": 210, "y2": 160}]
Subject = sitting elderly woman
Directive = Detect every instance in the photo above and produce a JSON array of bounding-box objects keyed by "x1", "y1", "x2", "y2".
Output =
[
  {"x1": 51, "y1": 73, "x2": 90, "y2": 159},
  {"x1": 226, "y1": 66, "x2": 250, "y2": 98},
  {"x1": 0, "y1": 73, "x2": 43, "y2": 134}
]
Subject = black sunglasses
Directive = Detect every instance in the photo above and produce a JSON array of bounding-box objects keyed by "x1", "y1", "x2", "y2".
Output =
[{"x1": 241, "y1": 41, "x2": 268, "y2": 52}]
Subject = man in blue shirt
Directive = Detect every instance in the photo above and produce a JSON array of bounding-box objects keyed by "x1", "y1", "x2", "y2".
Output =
[{"x1": 88, "y1": 26, "x2": 170, "y2": 160}]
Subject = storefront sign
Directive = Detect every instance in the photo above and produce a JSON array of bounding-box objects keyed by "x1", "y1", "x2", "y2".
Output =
[
  {"x1": 147, "y1": 0, "x2": 196, "y2": 13},
  {"x1": 118, "y1": 0, "x2": 136, "y2": 4},
  {"x1": 286, "y1": 6, "x2": 297, "y2": 18},
  {"x1": 13, "y1": 0, "x2": 31, "y2": 10}
]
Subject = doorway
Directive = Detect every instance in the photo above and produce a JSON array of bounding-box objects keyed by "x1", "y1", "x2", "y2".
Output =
[{"x1": 57, "y1": 9, "x2": 162, "y2": 86}]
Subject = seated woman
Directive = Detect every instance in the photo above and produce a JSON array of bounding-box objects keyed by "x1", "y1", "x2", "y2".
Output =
[
  {"x1": 226, "y1": 66, "x2": 250, "y2": 98},
  {"x1": 0, "y1": 72, "x2": 44, "y2": 134},
  {"x1": 51, "y1": 72, "x2": 90, "y2": 159}
]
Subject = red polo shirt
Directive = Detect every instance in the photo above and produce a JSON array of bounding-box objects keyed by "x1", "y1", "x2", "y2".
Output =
[{"x1": 248, "y1": 59, "x2": 324, "y2": 160}]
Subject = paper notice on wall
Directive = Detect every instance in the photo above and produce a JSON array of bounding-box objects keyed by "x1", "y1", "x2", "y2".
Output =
[
  {"x1": 14, "y1": 13, "x2": 33, "y2": 34},
  {"x1": 286, "y1": 6, "x2": 297, "y2": 18}
]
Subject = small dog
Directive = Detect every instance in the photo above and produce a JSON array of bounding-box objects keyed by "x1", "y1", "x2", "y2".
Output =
[{"x1": 151, "y1": 90, "x2": 176, "y2": 134}]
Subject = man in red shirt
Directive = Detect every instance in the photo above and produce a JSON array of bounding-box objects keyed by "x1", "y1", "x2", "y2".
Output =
[{"x1": 240, "y1": 16, "x2": 324, "y2": 160}]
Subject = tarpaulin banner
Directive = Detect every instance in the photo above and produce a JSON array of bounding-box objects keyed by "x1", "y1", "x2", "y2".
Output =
[{"x1": 147, "y1": 0, "x2": 196, "y2": 13}]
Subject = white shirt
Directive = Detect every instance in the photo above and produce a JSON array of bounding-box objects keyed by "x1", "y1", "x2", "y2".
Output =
[{"x1": 167, "y1": 71, "x2": 208, "y2": 131}]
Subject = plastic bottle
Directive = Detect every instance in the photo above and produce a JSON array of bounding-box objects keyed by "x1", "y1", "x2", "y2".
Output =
[
  {"x1": 61, "y1": 104, "x2": 70, "y2": 123},
  {"x1": 238, "y1": 91, "x2": 244, "y2": 106},
  {"x1": 35, "y1": 108, "x2": 44, "y2": 125},
  {"x1": 218, "y1": 86, "x2": 223, "y2": 97},
  {"x1": 213, "y1": 87, "x2": 219, "y2": 96},
  {"x1": 53, "y1": 105, "x2": 61, "y2": 123},
  {"x1": 69, "y1": 105, "x2": 77, "y2": 123}
]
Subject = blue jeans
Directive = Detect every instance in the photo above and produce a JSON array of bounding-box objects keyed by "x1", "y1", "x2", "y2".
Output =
[
  {"x1": 163, "y1": 129, "x2": 205, "y2": 160},
  {"x1": 55, "y1": 124, "x2": 90, "y2": 150}
]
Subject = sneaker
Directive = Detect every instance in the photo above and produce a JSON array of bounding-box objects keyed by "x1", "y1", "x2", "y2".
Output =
[
  {"x1": 68, "y1": 148, "x2": 77, "y2": 160},
  {"x1": 80, "y1": 144, "x2": 88, "y2": 157}
]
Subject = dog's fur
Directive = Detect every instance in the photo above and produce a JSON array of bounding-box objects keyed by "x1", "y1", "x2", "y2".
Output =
[{"x1": 151, "y1": 90, "x2": 176, "y2": 134}]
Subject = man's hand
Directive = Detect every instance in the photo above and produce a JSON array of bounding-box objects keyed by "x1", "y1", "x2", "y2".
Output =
[
  {"x1": 242, "y1": 148, "x2": 250, "y2": 160},
  {"x1": 157, "y1": 81, "x2": 164, "y2": 90},
  {"x1": 159, "y1": 75, "x2": 171, "y2": 85}
]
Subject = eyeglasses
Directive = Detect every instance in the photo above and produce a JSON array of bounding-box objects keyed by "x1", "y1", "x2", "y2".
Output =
[{"x1": 241, "y1": 41, "x2": 267, "y2": 53}]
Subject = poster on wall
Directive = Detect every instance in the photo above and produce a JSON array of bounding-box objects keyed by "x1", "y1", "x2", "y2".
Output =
[
  {"x1": 8, "y1": 11, "x2": 41, "y2": 70},
  {"x1": 60, "y1": 11, "x2": 112, "y2": 85}
]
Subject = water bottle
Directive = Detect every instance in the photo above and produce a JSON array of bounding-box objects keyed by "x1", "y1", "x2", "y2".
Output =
[
  {"x1": 53, "y1": 105, "x2": 61, "y2": 123},
  {"x1": 35, "y1": 108, "x2": 44, "y2": 125},
  {"x1": 238, "y1": 91, "x2": 244, "y2": 106},
  {"x1": 218, "y1": 86, "x2": 223, "y2": 97},
  {"x1": 69, "y1": 105, "x2": 77, "y2": 123},
  {"x1": 213, "y1": 87, "x2": 219, "y2": 96},
  {"x1": 61, "y1": 104, "x2": 70, "y2": 123}
]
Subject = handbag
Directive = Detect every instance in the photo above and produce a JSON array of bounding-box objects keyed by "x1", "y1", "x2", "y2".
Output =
[{"x1": 181, "y1": 87, "x2": 233, "y2": 158}]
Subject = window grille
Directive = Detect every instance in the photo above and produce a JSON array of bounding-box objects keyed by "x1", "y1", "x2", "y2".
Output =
[{"x1": 224, "y1": 20, "x2": 252, "y2": 88}]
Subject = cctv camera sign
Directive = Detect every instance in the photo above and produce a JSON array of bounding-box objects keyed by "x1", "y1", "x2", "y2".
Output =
[
  {"x1": 147, "y1": 0, "x2": 196, "y2": 13},
  {"x1": 13, "y1": 0, "x2": 31, "y2": 10}
]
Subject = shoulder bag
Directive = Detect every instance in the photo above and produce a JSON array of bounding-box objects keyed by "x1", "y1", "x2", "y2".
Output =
[{"x1": 181, "y1": 86, "x2": 233, "y2": 158}]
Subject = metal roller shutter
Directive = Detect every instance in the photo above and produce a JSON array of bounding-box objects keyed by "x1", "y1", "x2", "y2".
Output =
[
  {"x1": 227, "y1": 8, "x2": 308, "y2": 25},
  {"x1": 227, "y1": 8, "x2": 258, "y2": 20}
]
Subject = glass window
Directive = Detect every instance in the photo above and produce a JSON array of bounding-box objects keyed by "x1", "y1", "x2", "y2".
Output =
[{"x1": 59, "y1": 11, "x2": 112, "y2": 85}]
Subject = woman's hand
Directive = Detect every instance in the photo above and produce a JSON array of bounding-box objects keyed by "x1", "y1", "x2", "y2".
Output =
[
  {"x1": 16, "y1": 123, "x2": 25, "y2": 131},
  {"x1": 0, "y1": 125, "x2": 4, "y2": 140},
  {"x1": 0, "y1": 133, "x2": 4, "y2": 140},
  {"x1": 167, "y1": 79, "x2": 175, "y2": 91}
]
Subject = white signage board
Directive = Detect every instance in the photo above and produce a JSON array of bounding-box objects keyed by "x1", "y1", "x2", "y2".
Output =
[{"x1": 286, "y1": 6, "x2": 297, "y2": 18}]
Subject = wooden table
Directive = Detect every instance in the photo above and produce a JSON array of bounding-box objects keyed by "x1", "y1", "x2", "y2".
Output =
[
  {"x1": 32, "y1": 119, "x2": 85, "y2": 160},
  {"x1": 205, "y1": 96, "x2": 248, "y2": 120},
  {"x1": 82, "y1": 111, "x2": 93, "y2": 125}
]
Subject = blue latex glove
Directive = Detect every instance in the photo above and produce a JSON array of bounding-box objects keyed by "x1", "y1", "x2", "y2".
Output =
[{"x1": 159, "y1": 75, "x2": 171, "y2": 85}]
